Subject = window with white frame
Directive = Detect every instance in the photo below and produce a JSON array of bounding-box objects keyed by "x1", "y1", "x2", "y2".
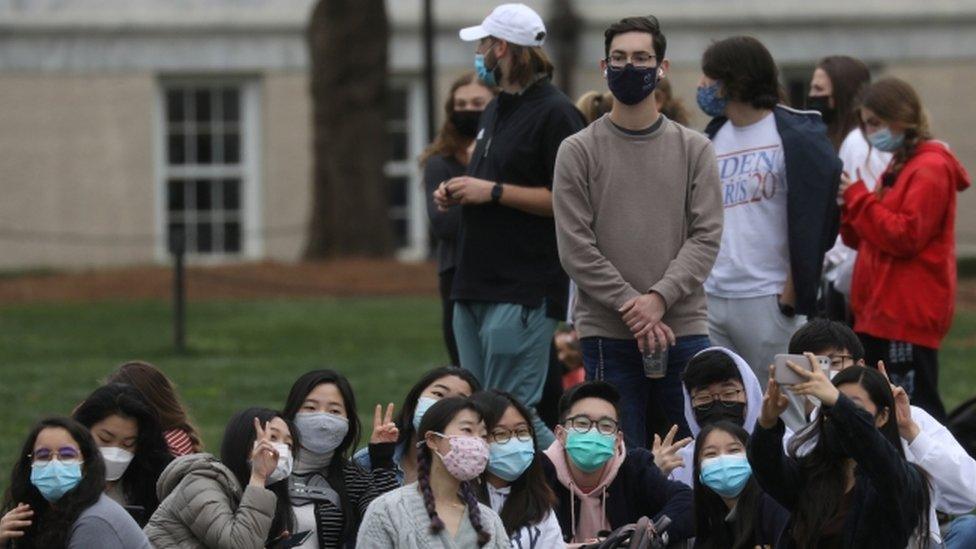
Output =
[
  {"x1": 159, "y1": 80, "x2": 260, "y2": 258},
  {"x1": 385, "y1": 80, "x2": 428, "y2": 260}
]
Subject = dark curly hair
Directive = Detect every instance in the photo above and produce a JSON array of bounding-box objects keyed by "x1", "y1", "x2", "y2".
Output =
[{"x1": 2, "y1": 417, "x2": 107, "y2": 548}]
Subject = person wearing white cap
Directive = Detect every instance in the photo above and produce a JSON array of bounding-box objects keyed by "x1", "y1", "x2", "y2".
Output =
[
  {"x1": 552, "y1": 16, "x2": 722, "y2": 450},
  {"x1": 434, "y1": 3, "x2": 585, "y2": 450}
]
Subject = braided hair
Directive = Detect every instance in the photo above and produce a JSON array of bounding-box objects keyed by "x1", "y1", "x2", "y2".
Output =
[
  {"x1": 415, "y1": 396, "x2": 492, "y2": 546},
  {"x1": 860, "y1": 77, "x2": 932, "y2": 189}
]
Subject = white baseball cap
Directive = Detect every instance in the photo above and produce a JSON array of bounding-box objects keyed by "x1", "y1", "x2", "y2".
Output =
[{"x1": 459, "y1": 3, "x2": 547, "y2": 47}]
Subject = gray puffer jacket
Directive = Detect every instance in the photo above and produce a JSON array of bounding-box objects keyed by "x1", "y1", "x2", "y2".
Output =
[{"x1": 144, "y1": 453, "x2": 277, "y2": 549}]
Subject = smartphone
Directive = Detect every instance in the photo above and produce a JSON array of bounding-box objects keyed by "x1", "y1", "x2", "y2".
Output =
[
  {"x1": 279, "y1": 530, "x2": 313, "y2": 549},
  {"x1": 773, "y1": 354, "x2": 829, "y2": 386}
]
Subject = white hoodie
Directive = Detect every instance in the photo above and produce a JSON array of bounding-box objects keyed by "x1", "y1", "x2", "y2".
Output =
[{"x1": 671, "y1": 346, "x2": 773, "y2": 487}]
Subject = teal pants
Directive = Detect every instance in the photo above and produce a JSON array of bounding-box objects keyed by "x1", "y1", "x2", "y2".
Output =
[{"x1": 452, "y1": 301, "x2": 557, "y2": 448}]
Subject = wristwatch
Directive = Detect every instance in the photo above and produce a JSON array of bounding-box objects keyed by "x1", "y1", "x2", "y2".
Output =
[{"x1": 490, "y1": 182, "x2": 504, "y2": 205}]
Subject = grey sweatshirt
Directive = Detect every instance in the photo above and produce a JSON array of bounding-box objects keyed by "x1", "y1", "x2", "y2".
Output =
[{"x1": 553, "y1": 114, "x2": 723, "y2": 340}]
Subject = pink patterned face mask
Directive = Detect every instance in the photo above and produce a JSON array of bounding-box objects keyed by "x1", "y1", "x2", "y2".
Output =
[{"x1": 432, "y1": 433, "x2": 489, "y2": 481}]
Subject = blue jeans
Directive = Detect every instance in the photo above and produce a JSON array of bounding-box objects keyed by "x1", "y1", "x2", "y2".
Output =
[
  {"x1": 581, "y1": 335, "x2": 709, "y2": 449},
  {"x1": 944, "y1": 515, "x2": 976, "y2": 549}
]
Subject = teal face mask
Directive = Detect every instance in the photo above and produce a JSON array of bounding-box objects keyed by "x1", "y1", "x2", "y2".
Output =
[
  {"x1": 31, "y1": 459, "x2": 83, "y2": 502},
  {"x1": 565, "y1": 430, "x2": 616, "y2": 473},
  {"x1": 867, "y1": 127, "x2": 905, "y2": 152},
  {"x1": 699, "y1": 454, "x2": 752, "y2": 498}
]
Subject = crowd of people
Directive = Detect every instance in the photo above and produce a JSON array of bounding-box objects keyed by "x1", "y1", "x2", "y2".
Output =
[{"x1": 2, "y1": 2, "x2": 974, "y2": 548}]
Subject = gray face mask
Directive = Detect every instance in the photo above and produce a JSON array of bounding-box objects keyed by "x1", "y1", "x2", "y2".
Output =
[{"x1": 294, "y1": 412, "x2": 349, "y2": 454}]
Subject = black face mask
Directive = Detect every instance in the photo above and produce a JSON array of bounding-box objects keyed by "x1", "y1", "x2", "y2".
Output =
[
  {"x1": 806, "y1": 95, "x2": 836, "y2": 125},
  {"x1": 693, "y1": 402, "x2": 746, "y2": 428},
  {"x1": 450, "y1": 110, "x2": 482, "y2": 138}
]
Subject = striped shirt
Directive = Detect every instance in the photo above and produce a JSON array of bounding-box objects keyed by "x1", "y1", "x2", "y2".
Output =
[
  {"x1": 294, "y1": 446, "x2": 399, "y2": 548},
  {"x1": 164, "y1": 429, "x2": 194, "y2": 457}
]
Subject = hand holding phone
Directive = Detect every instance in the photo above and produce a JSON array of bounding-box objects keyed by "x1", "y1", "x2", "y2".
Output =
[{"x1": 773, "y1": 354, "x2": 829, "y2": 386}]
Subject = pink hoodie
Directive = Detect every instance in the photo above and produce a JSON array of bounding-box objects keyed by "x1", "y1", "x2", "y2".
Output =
[{"x1": 544, "y1": 437, "x2": 626, "y2": 543}]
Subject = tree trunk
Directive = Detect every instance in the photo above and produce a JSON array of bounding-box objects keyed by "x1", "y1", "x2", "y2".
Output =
[
  {"x1": 305, "y1": 0, "x2": 393, "y2": 258},
  {"x1": 549, "y1": 0, "x2": 581, "y2": 98}
]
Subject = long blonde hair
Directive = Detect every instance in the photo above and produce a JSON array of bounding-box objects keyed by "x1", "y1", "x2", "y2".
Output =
[{"x1": 575, "y1": 91, "x2": 613, "y2": 124}]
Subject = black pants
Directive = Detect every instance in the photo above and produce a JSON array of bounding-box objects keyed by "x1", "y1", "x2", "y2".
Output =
[
  {"x1": 859, "y1": 333, "x2": 947, "y2": 422},
  {"x1": 536, "y1": 340, "x2": 563, "y2": 430},
  {"x1": 438, "y1": 269, "x2": 460, "y2": 366}
]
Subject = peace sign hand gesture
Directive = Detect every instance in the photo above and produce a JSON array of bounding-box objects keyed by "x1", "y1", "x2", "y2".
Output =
[
  {"x1": 249, "y1": 417, "x2": 280, "y2": 486},
  {"x1": 370, "y1": 403, "x2": 399, "y2": 445},
  {"x1": 787, "y1": 353, "x2": 840, "y2": 407},
  {"x1": 651, "y1": 424, "x2": 692, "y2": 476}
]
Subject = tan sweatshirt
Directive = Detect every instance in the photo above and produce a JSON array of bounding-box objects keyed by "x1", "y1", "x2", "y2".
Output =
[{"x1": 553, "y1": 115, "x2": 723, "y2": 340}]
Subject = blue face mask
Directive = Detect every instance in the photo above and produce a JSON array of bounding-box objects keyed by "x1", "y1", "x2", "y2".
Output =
[
  {"x1": 868, "y1": 127, "x2": 905, "y2": 152},
  {"x1": 699, "y1": 454, "x2": 752, "y2": 499},
  {"x1": 31, "y1": 460, "x2": 83, "y2": 502},
  {"x1": 565, "y1": 430, "x2": 616, "y2": 473},
  {"x1": 697, "y1": 82, "x2": 728, "y2": 117},
  {"x1": 606, "y1": 64, "x2": 658, "y2": 106},
  {"x1": 474, "y1": 53, "x2": 498, "y2": 87},
  {"x1": 487, "y1": 439, "x2": 535, "y2": 482},
  {"x1": 412, "y1": 396, "x2": 439, "y2": 431}
]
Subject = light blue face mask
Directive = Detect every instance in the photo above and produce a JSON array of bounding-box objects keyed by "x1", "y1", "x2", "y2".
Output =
[
  {"x1": 699, "y1": 453, "x2": 752, "y2": 499},
  {"x1": 474, "y1": 53, "x2": 498, "y2": 87},
  {"x1": 412, "y1": 396, "x2": 439, "y2": 431},
  {"x1": 31, "y1": 459, "x2": 83, "y2": 502},
  {"x1": 696, "y1": 82, "x2": 728, "y2": 118},
  {"x1": 487, "y1": 439, "x2": 535, "y2": 482},
  {"x1": 867, "y1": 127, "x2": 905, "y2": 152}
]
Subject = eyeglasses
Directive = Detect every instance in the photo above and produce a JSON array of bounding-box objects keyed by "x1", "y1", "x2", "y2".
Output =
[
  {"x1": 490, "y1": 427, "x2": 533, "y2": 444},
  {"x1": 29, "y1": 447, "x2": 82, "y2": 464},
  {"x1": 606, "y1": 52, "x2": 657, "y2": 69},
  {"x1": 691, "y1": 389, "x2": 744, "y2": 409},
  {"x1": 829, "y1": 354, "x2": 854, "y2": 371},
  {"x1": 564, "y1": 415, "x2": 618, "y2": 435}
]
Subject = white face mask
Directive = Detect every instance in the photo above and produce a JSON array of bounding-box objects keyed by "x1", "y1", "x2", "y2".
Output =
[
  {"x1": 100, "y1": 446, "x2": 135, "y2": 482},
  {"x1": 267, "y1": 443, "x2": 293, "y2": 485}
]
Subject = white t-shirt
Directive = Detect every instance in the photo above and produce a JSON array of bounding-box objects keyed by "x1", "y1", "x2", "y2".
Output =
[
  {"x1": 487, "y1": 484, "x2": 564, "y2": 549},
  {"x1": 705, "y1": 113, "x2": 790, "y2": 297},
  {"x1": 823, "y1": 128, "x2": 892, "y2": 295}
]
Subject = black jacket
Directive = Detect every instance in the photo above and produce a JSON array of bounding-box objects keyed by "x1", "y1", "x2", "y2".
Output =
[
  {"x1": 423, "y1": 154, "x2": 464, "y2": 274},
  {"x1": 705, "y1": 106, "x2": 841, "y2": 316},
  {"x1": 453, "y1": 78, "x2": 585, "y2": 320},
  {"x1": 748, "y1": 394, "x2": 927, "y2": 549},
  {"x1": 541, "y1": 448, "x2": 694, "y2": 543}
]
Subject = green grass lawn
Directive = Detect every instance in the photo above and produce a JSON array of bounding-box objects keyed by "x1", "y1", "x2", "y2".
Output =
[{"x1": 0, "y1": 297, "x2": 974, "y2": 491}]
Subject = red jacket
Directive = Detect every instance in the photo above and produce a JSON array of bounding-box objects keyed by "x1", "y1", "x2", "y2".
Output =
[{"x1": 841, "y1": 141, "x2": 970, "y2": 348}]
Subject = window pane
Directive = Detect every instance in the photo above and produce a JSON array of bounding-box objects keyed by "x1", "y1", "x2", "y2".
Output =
[
  {"x1": 167, "y1": 222, "x2": 187, "y2": 251},
  {"x1": 387, "y1": 87, "x2": 407, "y2": 121},
  {"x1": 194, "y1": 89, "x2": 211, "y2": 122},
  {"x1": 222, "y1": 88, "x2": 240, "y2": 122},
  {"x1": 166, "y1": 90, "x2": 185, "y2": 123},
  {"x1": 195, "y1": 179, "x2": 212, "y2": 210},
  {"x1": 223, "y1": 133, "x2": 240, "y2": 164},
  {"x1": 196, "y1": 133, "x2": 213, "y2": 164},
  {"x1": 389, "y1": 131, "x2": 407, "y2": 161},
  {"x1": 224, "y1": 222, "x2": 241, "y2": 252},
  {"x1": 392, "y1": 218, "x2": 409, "y2": 249},
  {"x1": 389, "y1": 176, "x2": 408, "y2": 208},
  {"x1": 167, "y1": 180, "x2": 185, "y2": 211},
  {"x1": 222, "y1": 179, "x2": 240, "y2": 209},
  {"x1": 168, "y1": 134, "x2": 185, "y2": 165},
  {"x1": 197, "y1": 222, "x2": 213, "y2": 252}
]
